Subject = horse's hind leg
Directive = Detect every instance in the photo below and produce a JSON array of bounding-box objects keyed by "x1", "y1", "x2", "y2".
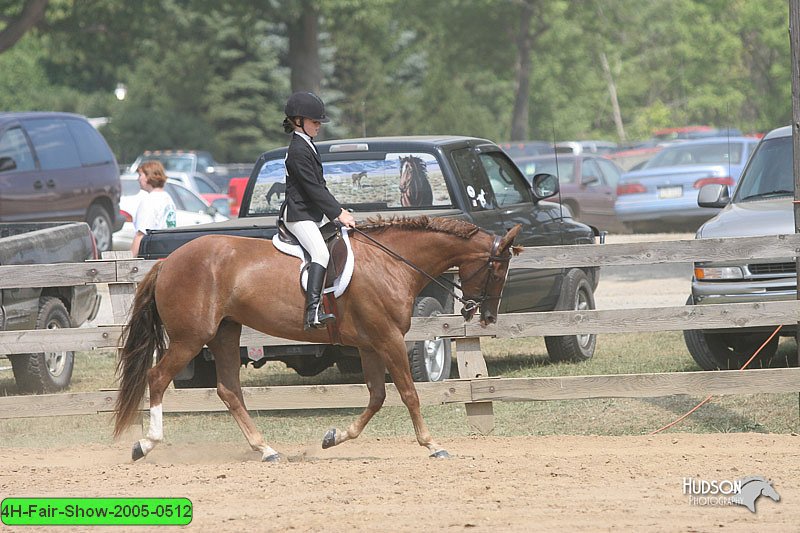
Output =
[
  {"x1": 322, "y1": 347, "x2": 387, "y2": 449},
  {"x1": 133, "y1": 339, "x2": 205, "y2": 460},
  {"x1": 207, "y1": 320, "x2": 280, "y2": 462}
]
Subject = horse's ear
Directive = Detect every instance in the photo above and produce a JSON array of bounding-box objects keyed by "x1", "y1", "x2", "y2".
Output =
[{"x1": 500, "y1": 224, "x2": 522, "y2": 251}]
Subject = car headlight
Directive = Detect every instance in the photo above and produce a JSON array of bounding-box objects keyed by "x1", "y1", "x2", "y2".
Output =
[{"x1": 694, "y1": 266, "x2": 744, "y2": 280}]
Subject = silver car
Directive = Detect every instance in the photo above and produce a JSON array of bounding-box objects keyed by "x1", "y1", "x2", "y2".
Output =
[{"x1": 684, "y1": 125, "x2": 794, "y2": 370}]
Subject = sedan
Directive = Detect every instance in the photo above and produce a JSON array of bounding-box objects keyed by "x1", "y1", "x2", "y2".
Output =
[
  {"x1": 614, "y1": 137, "x2": 759, "y2": 232},
  {"x1": 513, "y1": 153, "x2": 626, "y2": 233},
  {"x1": 112, "y1": 176, "x2": 228, "y2": 250}
]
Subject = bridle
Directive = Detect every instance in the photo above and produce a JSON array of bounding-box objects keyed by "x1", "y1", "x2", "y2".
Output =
[{"x1": 351, "y1": 227, "x2": 510, "y2": 317}]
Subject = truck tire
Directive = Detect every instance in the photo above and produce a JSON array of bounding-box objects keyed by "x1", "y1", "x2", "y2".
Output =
[
  {"x1": 87, "y1": 204, "x2": 113, "y2": 252},
  {"x1": 407, "y1": 297, "x2": 452, "y2": 382},
  {"x1": 545, "y1": 269, "x2": 596, "y2": 362},
  {"x1": 10, "y1": 297, "x2": 74, "y2": 393},
  {"x1": 173, "y1": 354, "x2": 217, "y2": 388}
]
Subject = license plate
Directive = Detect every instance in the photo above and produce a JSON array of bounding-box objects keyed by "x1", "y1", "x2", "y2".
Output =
[{"x1": 658, "y1": 186, "x2": 683, "y2": 199}]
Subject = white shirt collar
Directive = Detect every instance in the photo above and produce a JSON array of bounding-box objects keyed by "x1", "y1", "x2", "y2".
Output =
[{"x1": 294, "y1": 131, "x2": 317, "y2": 153}]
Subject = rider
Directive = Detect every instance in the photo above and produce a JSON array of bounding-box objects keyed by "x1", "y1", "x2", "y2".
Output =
[{"x1": 281, "y1": 91, "x2": 357, "y2": 331}]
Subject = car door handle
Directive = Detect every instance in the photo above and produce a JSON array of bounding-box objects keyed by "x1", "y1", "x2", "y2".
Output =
[
  {"x1": 46, "y1": 179, "x2": 56, "y2": 188},
  {"x1": 33, "y1": 180, "x2": 43, "y2": 189}
]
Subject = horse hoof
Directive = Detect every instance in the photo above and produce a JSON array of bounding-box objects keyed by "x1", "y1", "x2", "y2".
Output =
[
  {"x1": 322, "y1": 428, "x2": 337, "y2": 449},
  {"x1": 430, "y1": 449, "x2": 450, "y2": 459},
  {"x1": 132, "y1": 441, "x2": 145, "y2": 462},
  {"x1": 262, "y1": 453, "x2": 281, "y2": 463}
]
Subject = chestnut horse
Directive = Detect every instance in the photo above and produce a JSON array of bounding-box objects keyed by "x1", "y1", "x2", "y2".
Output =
[{"x1": 114, "y1": 216, "x2": 521, "y2": 462}]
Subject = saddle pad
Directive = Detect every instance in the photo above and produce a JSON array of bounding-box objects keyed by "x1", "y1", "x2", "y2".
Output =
[{"x1": 271, "y1": 227, "x2": 354, "y2": 298}]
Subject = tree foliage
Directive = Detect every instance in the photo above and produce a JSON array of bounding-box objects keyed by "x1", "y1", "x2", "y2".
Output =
[{"x1": 0, "y1": 0, "x2": 792, "y2": 162}]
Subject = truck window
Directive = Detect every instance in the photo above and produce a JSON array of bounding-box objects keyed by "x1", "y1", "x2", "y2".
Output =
[
  {"x1": 477, "y1": 151, "x2": 529, "y2": 206},
  {"x1": 451, "y1": 148, "x2": 495, "y2": 211},
  {"x1": 0, "y1": 127, "x2": 36, "y2": 172},
  {"x1": 22, "y1": 119, "x2": 82, "y2": 170},
  {"x1": 733, "y1": 136, "x2": 793, "y2": 201},
  {"x1": 248, "y1": 151, "x2": 453, "y2": 216}
]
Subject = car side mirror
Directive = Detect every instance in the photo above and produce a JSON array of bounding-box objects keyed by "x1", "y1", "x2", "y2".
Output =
[
  {"x1": 0, "y1": 156, "x2": 17, "y2": 172},
  {"x1": 206, "y1": 206, "x2": 219, "y2": 216},
  {"x1": 531, "y1": 172, "x2": 559, "y2": 200},
  {"x1": 697, "y1": 183, "x2": 730, "y2": 208}
]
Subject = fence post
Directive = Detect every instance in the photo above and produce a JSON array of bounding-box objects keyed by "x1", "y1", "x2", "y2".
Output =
[
  {"x1": 101, "y1": 251, "x2": 137, "y2": 325},
  {"x1": 455, "y1": 336, "x2": 494, "y2": 434}
]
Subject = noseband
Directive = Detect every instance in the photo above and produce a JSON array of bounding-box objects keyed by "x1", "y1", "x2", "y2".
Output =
[{"x1": 458, "y1": 235, "x2": 511, "y2": 316}]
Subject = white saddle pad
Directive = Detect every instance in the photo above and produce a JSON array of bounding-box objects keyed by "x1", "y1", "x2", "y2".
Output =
[{"x1": 271, "y1": 227, "x2": 354, "y2": 298}]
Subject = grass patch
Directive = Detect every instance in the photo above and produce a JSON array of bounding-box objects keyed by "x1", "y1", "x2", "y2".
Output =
[{"x1": 1, "y1": 331, "x2": 799, "y2": 448}]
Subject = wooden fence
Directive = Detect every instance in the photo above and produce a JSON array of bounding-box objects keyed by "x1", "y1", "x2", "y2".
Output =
[{"x1": 1, "y1": 233, "x2": 799, "y2": 434}]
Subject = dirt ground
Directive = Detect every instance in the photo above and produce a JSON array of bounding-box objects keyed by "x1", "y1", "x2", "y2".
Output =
[{"x1": 1, "y1": 433, "x2": 797, "y2": 532}]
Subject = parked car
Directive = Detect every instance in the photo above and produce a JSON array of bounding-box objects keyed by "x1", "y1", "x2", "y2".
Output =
[
  {"x1": 498, "y1": 140, "x2": 553, "y2": 159},
  {"x1": 684, "y1": 125, "x2": 795, "y2": 370},
  {"x1": 128, "y1": 150, "x2": 229, "y2": 191},
  {"x1": 555, "y1": 140, "x2": 619, "y2": 155},
  {"x1": 112, "y1": 175, "x2": 228, "y2": 250},
  {"x1": 614, "y1": 137, "x2": 759, "y2": 232},
  {"x1": 0, "y1": 111, "x2": 123, "y2": 251},
  {"x1": 513, "y1": 153, "x2": 626, "y2": 233}
]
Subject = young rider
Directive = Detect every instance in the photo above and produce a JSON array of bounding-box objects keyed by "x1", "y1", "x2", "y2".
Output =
[{"x1": 281, "y1": 91, "x2": 357, "y2": 330}]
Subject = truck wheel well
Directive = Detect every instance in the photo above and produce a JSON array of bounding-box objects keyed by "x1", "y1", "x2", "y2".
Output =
[{"x1": 39, "y1": 289, "x2": 71, "y2": 314}]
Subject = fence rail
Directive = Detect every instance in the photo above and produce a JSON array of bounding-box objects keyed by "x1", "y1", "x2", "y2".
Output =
[{"x1": 1, "y1": 233, "x2": 799, "y2": 432}]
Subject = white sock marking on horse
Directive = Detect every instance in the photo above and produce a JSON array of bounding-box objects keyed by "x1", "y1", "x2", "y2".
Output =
[{"x1": 138, "y1": 404, "x2": 163, "y2": 456}]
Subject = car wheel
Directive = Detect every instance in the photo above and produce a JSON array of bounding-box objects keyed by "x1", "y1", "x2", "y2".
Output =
[
  {"x1": 683, "y1": 298, "x2": 779, "y2": 370},
  {"x1": 545, "y1": 269, "x2": 596, "y2": 362},
  {"x1": 87, "y1": 204, "x2": 113, "y2": 252},
  {"x1": 10, "y1": 297, "x2": 74, "y2": 393},
  {"x1": 173, "y1": 354, "x2": 217, "y2": 388},
  {"x1": 407, "y1": 297, "x2": 452, "y2": 382}
]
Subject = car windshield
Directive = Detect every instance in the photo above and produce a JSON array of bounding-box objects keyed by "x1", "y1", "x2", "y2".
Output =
[
  {"x1": 247, "y1": 151, "x2": 453, "y2": 216},
  {"x1": 643, "y1": 142, "x2": 744, "y2": 168},
  {"x1": 733, "y1": 136, "x2": 793, "y2": 202},
  {"x1": 517, "y1": 158, "x2": 576, "y2": 183}
]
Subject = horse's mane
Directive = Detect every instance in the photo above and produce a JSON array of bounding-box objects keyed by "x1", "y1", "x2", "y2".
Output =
[
  {"x1": 359, "y1": 215, "x2": 480, "y2": 239},
  {"x1": 401, "y1": 155, "x2": 427, "y2": 175}
]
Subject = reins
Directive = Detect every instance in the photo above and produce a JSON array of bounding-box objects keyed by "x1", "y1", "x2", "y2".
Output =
[{"x1": 350, "y1": 225, "x2": 508, "y2": 315}]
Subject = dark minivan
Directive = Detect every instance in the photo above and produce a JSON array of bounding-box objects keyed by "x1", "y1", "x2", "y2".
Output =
[{"x1": 0, "y1": 112, "x2": 122, "y2": 251}]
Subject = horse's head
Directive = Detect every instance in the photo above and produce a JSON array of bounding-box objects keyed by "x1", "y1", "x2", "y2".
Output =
[
  {"x1": 399, "y1": 157, "x2": 413, "y2": 202},
  {"x1": 459, "y1": 224, "x2": 523, "y2": 326}
]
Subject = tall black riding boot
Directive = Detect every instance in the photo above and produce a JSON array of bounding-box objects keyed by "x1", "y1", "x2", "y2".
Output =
[{"x1": 305, "y1": 262, "x2": 336, "y2": 330}]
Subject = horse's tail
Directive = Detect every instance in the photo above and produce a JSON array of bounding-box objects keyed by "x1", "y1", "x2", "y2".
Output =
[{"x1": 113, "y1": 262, "x2": 166, "y2": 438}]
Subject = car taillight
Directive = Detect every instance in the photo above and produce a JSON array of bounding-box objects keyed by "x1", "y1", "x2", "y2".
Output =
[
  {"x1": 616, "y1": 182, "x2": 646, "y2": 195},
  {"x1": 120, "y1": 209, "x2": 133, "y2": 222},
  {"x1": 693, "y1": 176, "x2": 734, "y2": 189}
]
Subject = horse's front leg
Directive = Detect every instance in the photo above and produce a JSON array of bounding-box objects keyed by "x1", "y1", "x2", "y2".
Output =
[
  {"x1": 322, "y1": 348, "x2": 386, "y2": 449},
  {"x1": 383, "y1": 337, "x2": 449, "y2": 458}
]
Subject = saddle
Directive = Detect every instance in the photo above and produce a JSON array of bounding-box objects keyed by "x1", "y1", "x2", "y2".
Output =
[{"x1": 276, "y1": 219, "x2": 349, "y2": 290}]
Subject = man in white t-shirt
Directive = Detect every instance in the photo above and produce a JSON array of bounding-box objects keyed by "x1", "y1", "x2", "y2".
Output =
[{"x1": 131, "y1": 161, "x2": 177, "y2": 255}]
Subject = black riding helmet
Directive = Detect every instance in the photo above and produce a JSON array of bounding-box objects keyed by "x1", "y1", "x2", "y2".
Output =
[{"x1": 284, "y1": 92, "x2": 330, "y2": 123}]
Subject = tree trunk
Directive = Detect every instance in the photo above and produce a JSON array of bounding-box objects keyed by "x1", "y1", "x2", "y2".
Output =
[
  {"x1": 0, "y1": 0, "x2": 49, "y2": 54},
  {"x1": 510, "y1": 1, "x2": 533, "y2": 141},
  {"x1": 287, "y1": 0, "x2": 321, "y2": 94},
  {"x1": 599, "y1": 51, "x2": 626, "y2": 143}
]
